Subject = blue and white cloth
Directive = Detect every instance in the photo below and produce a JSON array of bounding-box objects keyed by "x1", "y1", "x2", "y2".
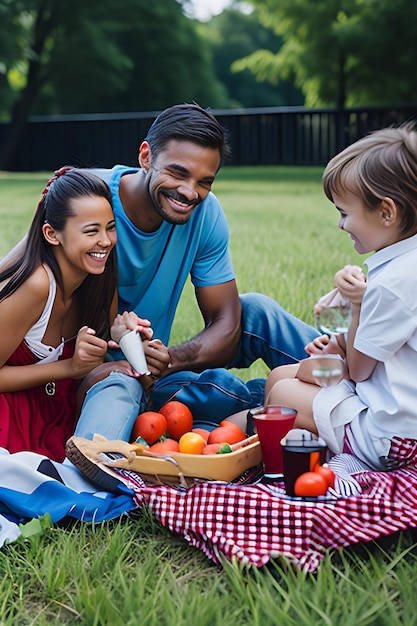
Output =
[{"x1": 0, "y1": 447, "x2": 136, "y2": 548}]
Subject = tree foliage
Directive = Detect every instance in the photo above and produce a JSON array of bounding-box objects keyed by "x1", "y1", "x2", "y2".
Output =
[
  {"x1": 33, "y1": 1, "x2": 228, "y2": 115},
  {"x1": 233, "y1": 0, "x2": 417, "y2": 108},
  {"x1": 0, "y1": 0, "x2": 227, "y2": 168},
  {"x1": 200, "y1": 6, "x2": 303, "y2": 108}
]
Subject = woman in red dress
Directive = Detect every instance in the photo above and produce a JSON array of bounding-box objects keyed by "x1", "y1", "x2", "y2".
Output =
[{"x1": 0, "y1": 167, "x2": 119, "y2": 461}]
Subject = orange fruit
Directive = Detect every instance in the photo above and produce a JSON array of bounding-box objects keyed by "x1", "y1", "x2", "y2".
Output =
[
  {"x1": 314, "y1": 464, "x2": 335, "y2": 488},
  {"x1": 159, "y1": 401, "x2": 193, "y2": 441},
  {"x1": 208, "y1": 425, "x2": 246, "y2": 445},
  {"x1": 293, "y1": 471, "x2": 328, "y2": 497},
  {"x1": 192, "y1": 427, "x2": 210, "y2": 443},
  {"x1": 309, "y1": 451, "x2": 321, "y2": 471},
  {"x1": 131, "y1": 411, "x2": 167, "y2": 445},
  {"x1": 178, "y1": 431, "x2": 206, "y2": 454},
  {"x1": 149, "y1": 438, "x2": 180, "y2": 454}
]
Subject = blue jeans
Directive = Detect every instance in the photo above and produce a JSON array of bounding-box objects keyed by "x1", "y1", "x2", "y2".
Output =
[{"x1": 75, "y1": 293, "x2": 318, "y2": 440}]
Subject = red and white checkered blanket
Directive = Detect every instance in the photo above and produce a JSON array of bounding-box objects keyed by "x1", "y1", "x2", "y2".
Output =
[
  {"x1": 1, "y1": 444, "x2": 417, "y2": 570},
  {"x1": 115, "y1": 450, "x2": 417, "y2": 572}
]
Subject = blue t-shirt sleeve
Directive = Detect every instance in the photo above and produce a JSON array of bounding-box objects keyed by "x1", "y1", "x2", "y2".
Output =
[{"x1": 190, "y1": 193, "x2": 235, "y2": 287}]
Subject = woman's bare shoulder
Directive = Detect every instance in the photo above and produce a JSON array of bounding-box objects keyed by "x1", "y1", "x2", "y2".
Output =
[
  {"x1": 24, "y1": 264, "x2": 52, "y2": 298},
  {"x1": 1, "y1": 265, "x2": 51, "y2": 315},
  {"x1": 0, "y1": 265, "x2": 52, "y2": 346}
]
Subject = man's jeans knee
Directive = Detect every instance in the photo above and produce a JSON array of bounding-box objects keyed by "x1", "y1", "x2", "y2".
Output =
[
  {"x1": 149, "y1": 370, "x2": 265, "y2": 423},
  {"x1": 231, "y1": 292, "x2": 319, "y2": 370},
  {"x1": 74, "y1": 372, "x2": 144, "y2": 441}
]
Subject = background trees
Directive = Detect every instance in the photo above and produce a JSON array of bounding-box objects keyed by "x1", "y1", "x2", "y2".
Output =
[
  {"x1": 233, "y1": 0, "x2": 417, "y2": 109},
  {"x1": 201, "y1": 7, "x2": 303, "y2": 108},
  {"x1": 0, "y1": 0, "x2": 228, "y2": 168},
  {"x1": 1, "y1": 0, "x2": 416, "y2": 169}
]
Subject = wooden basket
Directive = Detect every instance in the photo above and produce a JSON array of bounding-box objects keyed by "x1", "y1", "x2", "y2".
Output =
[{"x1": 68, "y1": 434, "x2": 262, "y2": 488}]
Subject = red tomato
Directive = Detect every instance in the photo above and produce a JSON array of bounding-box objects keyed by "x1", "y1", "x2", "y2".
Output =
[
  {"x1": 131, "y1": 411, "x2": 167, "y2": 445},
  {"x1": 208, "y1": 425, "x2": 245, "y2": 445},
  {"x1": 314, "y1": 464, "x2": 335, "y2": 489},
  {"x1": 148, "y1": 438, "x2": 180, "y2": 454},
  {"x1": 294, "y1": 471, "x2": 328, "y2": 497},
  {"x1": 159, "y1": 401, "x2": 193, "y2": 441}
]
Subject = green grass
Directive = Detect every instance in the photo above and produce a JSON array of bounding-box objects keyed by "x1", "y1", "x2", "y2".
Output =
[{"x1": 1, "y1": 167, "x2": 416, "y2": 625}]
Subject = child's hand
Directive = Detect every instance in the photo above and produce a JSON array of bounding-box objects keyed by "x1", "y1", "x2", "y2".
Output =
[
  {"x1": 305, "y1": 333, "x2": 346, "y2": 358},
  {"x1": 334, "y1": 265, "x2": 367, "y2": 305},
  {"x1": 110, "y1": 311, "x2": 153, "y2": 346},
  {"x1": 305, "y1": 334, "x2": 330, "y2": 355}
]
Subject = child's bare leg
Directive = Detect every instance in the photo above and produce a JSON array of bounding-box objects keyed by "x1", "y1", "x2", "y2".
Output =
[
  {"x1": 224, "y1": 364, "x2": 301, "y2": 431},
  {"x1": 267, "y1": 378, "x2": 320, "y2": 435},
  {"x1": 225, "y1": 363, "x2": 306, "y2": 433},
  {"x1": 265, "y1": 363, "x2": 299, "y2": 404}
]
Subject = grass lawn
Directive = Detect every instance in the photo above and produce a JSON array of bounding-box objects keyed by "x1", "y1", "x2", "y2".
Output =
[{"x1": 0, "y1": 167, "x2": 416, "y2": 625}]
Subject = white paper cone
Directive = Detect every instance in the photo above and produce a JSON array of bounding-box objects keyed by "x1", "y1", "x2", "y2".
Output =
[{"x1": 119, "y1": 330, "x2": 150, "y2": 375}]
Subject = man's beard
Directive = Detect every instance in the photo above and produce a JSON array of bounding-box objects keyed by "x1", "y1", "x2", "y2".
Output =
[{"x1": 150, "y1": 188, "x2": 201, "y2": 225}]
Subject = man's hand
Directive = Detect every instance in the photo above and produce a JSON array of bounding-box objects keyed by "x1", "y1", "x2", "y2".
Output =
[{"x1": 143, "y1": 338, "x2": 171, "y2": 378}]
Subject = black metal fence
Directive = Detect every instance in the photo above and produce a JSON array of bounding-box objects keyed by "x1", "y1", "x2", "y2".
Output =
[{"x1": 1, "y1": 104, "x2": 416, "y2": 171}]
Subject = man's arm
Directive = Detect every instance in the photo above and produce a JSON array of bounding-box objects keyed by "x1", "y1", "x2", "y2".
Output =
[{"x1": 166, "y1": 280, "x2": 242, "y2": 374}]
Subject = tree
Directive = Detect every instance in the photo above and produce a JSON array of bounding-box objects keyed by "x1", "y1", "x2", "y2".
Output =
[
  {"x1": 201, "y1": 6, "x2": 303, "y2": 108},
  {"x1": 33, "y1": 2, "x2": 228, "y2": 115},
  {"x1": 0, "y1": 0, "x2": 227, "y2": 169},
  {"x1": 0, "y1": 0, "x2": 134, "y2": 168},
  {"x1": 97, "y1": 4, "x2": 228, "y2": 114},
  {"x1": 231, "y1": 0, "x2": 417, "y2": 108}
]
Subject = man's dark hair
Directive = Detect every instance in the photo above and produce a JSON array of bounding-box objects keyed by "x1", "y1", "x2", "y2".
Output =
[{"x1": 145, "y1": 103, "x2": 231, "y2": 166}]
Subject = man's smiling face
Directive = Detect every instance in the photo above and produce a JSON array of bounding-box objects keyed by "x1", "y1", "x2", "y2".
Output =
[{"x1": 142, "y1": 139, "x2": 221, "y2": 225}]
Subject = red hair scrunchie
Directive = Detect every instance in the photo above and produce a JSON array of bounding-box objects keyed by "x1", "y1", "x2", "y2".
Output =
[{"x1": 36, "y1": 166, "x2": 72, "y2": 212}]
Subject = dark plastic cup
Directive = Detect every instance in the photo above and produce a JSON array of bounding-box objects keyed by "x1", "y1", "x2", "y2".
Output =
[{"x1": 281, "y1": 439, "x2": 327, "y2": 496}]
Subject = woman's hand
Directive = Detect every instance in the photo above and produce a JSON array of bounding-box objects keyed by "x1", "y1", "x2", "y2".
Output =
[
  {"x1": 70, "y1": 326, "x2": 108, "y2": 378},
  {"x1": 110, "y1": 311, "x2": 153, "y2": 346}
]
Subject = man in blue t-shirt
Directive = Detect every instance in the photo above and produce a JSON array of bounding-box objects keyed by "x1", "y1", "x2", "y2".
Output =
[{"x1": 71, "y1": 103, "x2": 318, "y2": 442}]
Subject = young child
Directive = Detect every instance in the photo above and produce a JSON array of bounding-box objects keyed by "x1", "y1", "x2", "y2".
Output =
[
  {"x1": 266, "y1": 122, "x2": 417, "y2": 471},
  {"x1": 0, "y1": 167, "x2": 154, "y2": 462}
]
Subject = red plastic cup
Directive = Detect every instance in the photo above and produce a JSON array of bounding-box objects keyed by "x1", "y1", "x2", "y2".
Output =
[{"x1": 253, "y1": 406, "x2": 297, "y2": 475}]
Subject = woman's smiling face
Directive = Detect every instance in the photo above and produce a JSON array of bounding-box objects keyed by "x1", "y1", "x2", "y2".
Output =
[{"x1": 51, "y1": 195, "x2": 116, "y2": 276}]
